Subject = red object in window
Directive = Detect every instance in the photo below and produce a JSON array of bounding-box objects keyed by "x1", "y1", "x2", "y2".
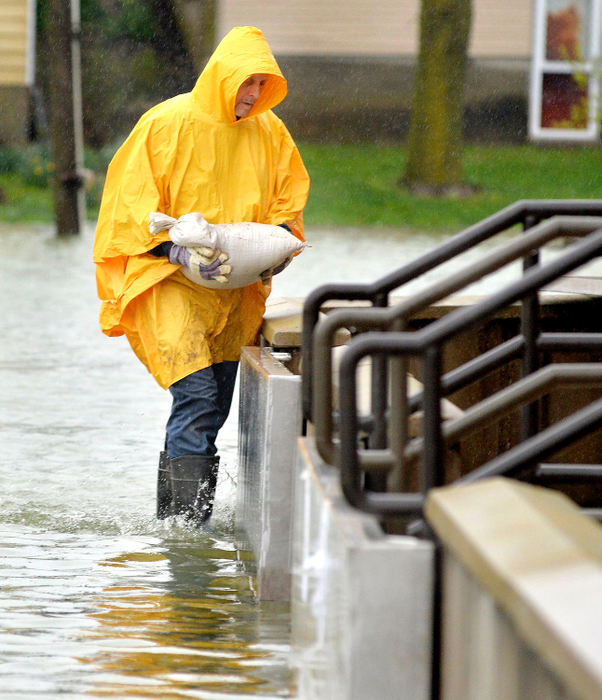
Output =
[
  {"x1": 541, "y1": 73, "x2": 588, "y2": 128},
  {"x1": 546, "y1": 6, "x2": 581, "y2": 61}
]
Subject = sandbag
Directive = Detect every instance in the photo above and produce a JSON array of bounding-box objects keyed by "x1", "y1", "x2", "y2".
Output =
[{"x1": 149, "y1": 212, "x2": 305, "y2": 289}]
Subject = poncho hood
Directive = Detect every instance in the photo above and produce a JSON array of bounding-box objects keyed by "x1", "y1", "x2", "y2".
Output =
[{"x1": 191, "y1": 26, "x2": 288, "y2": 123}]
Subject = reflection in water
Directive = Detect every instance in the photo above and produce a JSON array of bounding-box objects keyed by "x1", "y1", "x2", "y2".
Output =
[
  {"x1": 83, "y1": 538, "x2": 293, "y2": 698},
  {"x1": 0, "y1": 524, "x2": 294, "y2": 698}
]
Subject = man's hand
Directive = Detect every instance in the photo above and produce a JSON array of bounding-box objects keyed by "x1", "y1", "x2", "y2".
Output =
[
  {"x1": 169, "y1": 244, "x2": 232, "y2": 282},
  {"x1": 260, "y1": 255, "x2": 293, "y2": 285}
]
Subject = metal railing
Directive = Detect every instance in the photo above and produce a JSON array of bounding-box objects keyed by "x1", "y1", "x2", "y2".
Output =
[
  {"x1": 301, "y1": 201, "x2": 602, "y2": 519},
  {"x1": 302, "y1": 200, "x2": 602, "y2": 424}
]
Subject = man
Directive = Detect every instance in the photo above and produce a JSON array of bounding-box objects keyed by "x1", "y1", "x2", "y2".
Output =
[{"x1": 93, "y1": 26, "x2": 310, "y2": 523}]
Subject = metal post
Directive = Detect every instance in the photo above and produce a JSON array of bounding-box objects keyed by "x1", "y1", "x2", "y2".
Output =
[
  {"x1": 521, "y1": 214, "x2": 541, "y2": 439},
  {"x1": 422, "y1": 345, "x2": 444, "y2": 492},
  {"x1": 369, "y1": 292, "x2": 389, "y2": 491},
  {"x1": 370, "y1": 292, "x2": 389, "y2": 448},
  {"x1": 387, "y1": 317, "x2": 409, "y2": 492}
]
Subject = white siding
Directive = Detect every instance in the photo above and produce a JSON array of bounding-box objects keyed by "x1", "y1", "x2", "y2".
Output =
[
  {"x1": 0, "y1": 0, "x2": 34, "y2": 86},
  {"x1": 218, "y1": 0, "x2": 420, "y2": 55},
  {"x1": 471, "y1": 1, "x2": 534, "y2": 57},
  {"x1": 218, "y1": 0, "x2": 533, "y2": 58}
]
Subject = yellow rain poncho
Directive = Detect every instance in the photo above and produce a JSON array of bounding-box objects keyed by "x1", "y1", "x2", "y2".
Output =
[{"x1": 93, "y1": 26, "x2": 310, "y2": 389}]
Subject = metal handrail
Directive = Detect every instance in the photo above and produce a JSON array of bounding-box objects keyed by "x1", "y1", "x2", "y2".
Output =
[
  {"x1": 407, "y1": 332, "x2": 602, "y2": 414},
  {"x1": 312, "y1": 217, "x2": 602, "y2": 467},
  {"x1": 536, "y1": 464, "x2": 602, "y2": 479},
  {"x1": 404, "y1": 364, "x2": 602, "y2": 463},
  {"x1": 340, "y1": 368, "x2": 602, "y2": 518},
  {"x1": 458, "y1": 398, "x2": 602, "y2": 485},
  {"x1": 302, "y1": 200, "x2": 602, "y2": 421},
  {"x1": 338, "y1": 383, "x2": 602, "y2": 519},
  {"x1": 334, "y1": 230, "x2": 602, "y2": 517}
]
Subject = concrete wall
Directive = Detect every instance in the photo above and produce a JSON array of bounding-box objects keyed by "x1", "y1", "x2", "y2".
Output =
[
  {"x1": 236, "y1": 346, "x2": 302, "y2": 600},
  {"x1": 291, "y1": 437, "x2": 434, "y2": 700},
  {"x1": 273, "y1": 56, "x2": 529, "y2": 143},
  {"x1": 426, "y1": 478, "x2": 602, "y2": 700},
  {"x1": 236, "y1": 345, "x2": 434, "y2": 699}
]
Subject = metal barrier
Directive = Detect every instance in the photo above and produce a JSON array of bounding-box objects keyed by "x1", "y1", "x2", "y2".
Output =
[{"x1": 301, "y1": 201, "x2": 602, "y2": 520}]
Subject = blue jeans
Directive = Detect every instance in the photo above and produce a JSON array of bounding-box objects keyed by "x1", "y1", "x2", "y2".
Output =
[{"x1": 165, "y1": 361, "x2": 239, "y2": 458}]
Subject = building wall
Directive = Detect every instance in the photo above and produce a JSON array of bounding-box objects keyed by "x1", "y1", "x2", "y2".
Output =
[
  {"x1": 217, "y1": 1, "x2": 533, "y2": 142},
  {"x1": 217, "y1": 0, "x2": 535, "y2": 143},
  {"x1": 471, "y1": 1, "x2": 534, "y2": 57},
  {"x1": 0, "y1": 0, "x2": 35, "y2": 145},
  {"x1": 0, "y1": 0, "x2": 34, "y2": 86},
  {"x1": 218, "y1": 0, "x2": 534, "y2": 58},
  {"x1": 0, "y1": 0, "x2": 536, "y2": 147}
]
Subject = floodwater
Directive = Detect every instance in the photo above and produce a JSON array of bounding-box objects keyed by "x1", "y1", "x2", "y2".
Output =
[
  {"x1": 0, "y1": 219, "x2": 584, "y2": 698},
  {"x1": 0, "y1": 221, "x2": 447, "y2": 699}
]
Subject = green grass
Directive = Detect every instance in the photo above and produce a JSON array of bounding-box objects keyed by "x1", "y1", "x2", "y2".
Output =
[
  {"x1": 299, "y1": 143, "x2": 602, "y2": 232},
  {"x1": 0, "y1": 175, "x2": 54, "y2": 223},
  {"x1": 1, "y1": 143, "x2": 601, "y2": 231}
]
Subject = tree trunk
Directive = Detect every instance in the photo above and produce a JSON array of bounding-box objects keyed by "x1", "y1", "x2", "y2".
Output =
[
  {"x1": 171, "y1": 0, "x2": 217, "y2": 71},
  {"x1": 147, "y1": 0, "x2": 199, "y2": 94},
  {"x1": 44, "y1": 0, "x2": 84, "y2": 235},
  {"x1": 403, "y1": 0, "x2": 472, "y2": 194}
]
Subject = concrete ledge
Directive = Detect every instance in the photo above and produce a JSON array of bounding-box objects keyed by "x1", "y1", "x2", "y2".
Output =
[
  {"x1": 543, "y1": 275, "x2": 602, "y2": 297},
  {"x1": 263, "y1": 297, "x2": 351, "y2": 348},
  {"x1": 292, "y1": 437, "x2": 434, "y2": 700},
  {"x1": 426, "y1": 478, "x2": 602, "y2": 700},
  {"x1": 262, "y1": 291, "x2": 602, "y2": 346},
  {"x1": 236, "y1": 346, "x2": 302, "y2": 600}
]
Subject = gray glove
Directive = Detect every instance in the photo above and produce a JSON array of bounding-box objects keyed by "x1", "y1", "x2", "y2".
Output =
[
  {"x1": 260, "y1": 255, "x2": 293, "y2": 285},
  {"x1": 169, "y1": 244, "x2": 231, "y2": 282}
]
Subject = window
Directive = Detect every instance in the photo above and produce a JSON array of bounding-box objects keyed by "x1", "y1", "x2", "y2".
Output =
[{"x1": 530, "y1": 0, "x2": 601, "y2": 141}]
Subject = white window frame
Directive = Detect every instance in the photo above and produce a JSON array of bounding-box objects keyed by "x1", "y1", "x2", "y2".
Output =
[{"x1": 529, "y1": 0, "x2": 601, "y2": 141}]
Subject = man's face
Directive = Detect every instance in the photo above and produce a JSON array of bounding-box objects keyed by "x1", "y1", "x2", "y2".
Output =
[{"x1": 235, "y1": 74, "x2": 268, "y2": 118}]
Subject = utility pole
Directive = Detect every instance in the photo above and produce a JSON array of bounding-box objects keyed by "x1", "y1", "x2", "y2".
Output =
[{"x1": 45, "y1": 0, "x2": 85, "y2": 235}]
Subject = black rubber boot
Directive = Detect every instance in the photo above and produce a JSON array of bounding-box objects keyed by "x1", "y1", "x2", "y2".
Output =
[
  {"x1": 156, "y1": 451, "x2": 174, "y2": 519},
  {"x1": 169, "y1": 455, "x2": 220, "y2": 524}
]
